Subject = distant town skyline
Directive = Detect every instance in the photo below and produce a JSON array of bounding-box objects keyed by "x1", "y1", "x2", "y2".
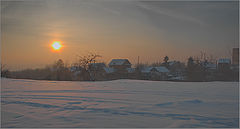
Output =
[{"x1": 1, "y1": 0, "x2": 239, "y2": 70}]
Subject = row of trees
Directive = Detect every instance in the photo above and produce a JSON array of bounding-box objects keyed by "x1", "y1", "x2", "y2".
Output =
[
  {"x1": 1, "y1": 54, "x2": 238, "y2": 81},
  {"x1": 5, "y1": 53, "x2": 102, "y2": 81},
  {"x1": 186, "y1": 57, "x2": 238, "y2": 81},
  {"x1": 136, "y1": 55, "x2": 238, "y2": 81}
]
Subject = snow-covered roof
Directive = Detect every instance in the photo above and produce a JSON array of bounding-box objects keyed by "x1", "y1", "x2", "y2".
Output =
[
  {"x1": 218, "y1": 58, "x2": 231, "y2": 64},
  {"x1": 109, "y1": 59, "x2": 131, "y2": 66},
  {"x1": 127, "y1": 68, "x2": 135, "y2": 73},
  {"x1": 168, "y1": 61, "x2": 178, "y2": 66},
  {"x1": 141, "y1": 66, "x2": 169, "y2": 73},
  {"x1": 103, "y1": 67, "x2": 116, "y2": 73},
  {"x1": 205, "y1": 63, "x2": 217, "y2": 69},
  {"x1": 141, "y1": 67, "x2": 153, "y2": 73},
  {"x1": 155, "y1": 66, "x2": 170, "y2": 73}
]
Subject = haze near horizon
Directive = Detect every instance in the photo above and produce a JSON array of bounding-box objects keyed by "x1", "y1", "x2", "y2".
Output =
[{"x1": 1, "y1": 0, "x2": 239, "y2": 70}]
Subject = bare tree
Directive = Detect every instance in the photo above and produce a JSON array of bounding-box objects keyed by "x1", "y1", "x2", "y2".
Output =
[
  {"x1": 75, "y1": 52, "x2": 102, "y2": 81},
  {"x1": 163, "y1": 56, "x2": 169, "y2": 64},
  {"x1": 162, "y1": 56, "x2": 169, "y2": 68},
  {"x1": 1, "y1": 64, "x2": 10, "y2": 77}
]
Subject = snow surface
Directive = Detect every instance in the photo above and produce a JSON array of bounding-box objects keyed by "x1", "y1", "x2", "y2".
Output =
[{"x1": 1, "y1": 78, "x2": 239, "y2": 128}]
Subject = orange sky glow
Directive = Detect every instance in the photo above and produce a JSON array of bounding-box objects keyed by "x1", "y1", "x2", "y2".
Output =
[{"x1": 1, "y1": 0, "x2": 238, "y2": 70}]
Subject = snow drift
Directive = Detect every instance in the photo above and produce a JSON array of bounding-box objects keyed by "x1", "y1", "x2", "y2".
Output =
[{"x1": 1, "y1": 78, "x2": 239, "y2": 127}]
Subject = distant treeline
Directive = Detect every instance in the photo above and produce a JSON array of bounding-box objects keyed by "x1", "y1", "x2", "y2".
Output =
[{"x1": 1, "y1": 53, "x2": 239, "y2": 82}]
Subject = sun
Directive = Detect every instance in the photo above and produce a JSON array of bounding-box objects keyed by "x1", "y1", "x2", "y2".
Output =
[{"x1": 51, "y1": 41, "x2": 62, "y2": 51}]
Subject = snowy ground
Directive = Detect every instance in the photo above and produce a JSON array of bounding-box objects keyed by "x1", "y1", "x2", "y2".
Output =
[{"x1": 1, "y1": 78, "x2": 239, "y2": 128}]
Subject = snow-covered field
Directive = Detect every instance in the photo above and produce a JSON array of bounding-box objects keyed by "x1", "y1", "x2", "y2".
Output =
[{"x1": 1, "y1": 78, "x2": 239, "y2": 128}]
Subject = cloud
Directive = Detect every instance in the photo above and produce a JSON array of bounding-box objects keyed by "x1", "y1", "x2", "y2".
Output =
[{"x1": 136, "y1": 1, "x2": 206, "y2": 26}]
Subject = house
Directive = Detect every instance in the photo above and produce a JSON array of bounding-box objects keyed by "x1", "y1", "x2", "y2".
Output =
[
  {"x1": 108, "y1": 59, "x2": 131, "y2": 74},
  {"x1": 218, "y1": 58, "x2": 231, "y2": 64},
  {"x1": 109, "y1": 59, "x2": 131, "y2": 68},
  {"x1": 89, "y1": 63, "x2": 106, "y2": 71},
  {"x1": 205, "y1": 63, "x2": 217, "y2": 70},
  {"x1": 217, "y1": 58, "x2": 231, "y2": 72},
  {"x1": 216, "y1": 58, "x2": 233, "y2": 81},
  {"x1": 141, "y1": 66, "x2": 169, "y2": 80},
  {"x1": 141, "y1": 66, "x2": 169, "y2": 73},
  {"x1": 200, "y1": 62, "x2": 217, "y2": 81},
  {"x1": 168, "y1": 61, "x2": 185, "y2": 72}
]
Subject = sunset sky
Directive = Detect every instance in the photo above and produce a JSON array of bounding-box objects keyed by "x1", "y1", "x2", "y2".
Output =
[{"x1": 1, "y1": 0, "x2": 239, "y2": 70}]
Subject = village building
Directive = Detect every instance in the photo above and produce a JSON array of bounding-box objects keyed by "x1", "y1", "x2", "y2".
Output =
[
  {"x1": 88, "y1": 63, "x2": 120, "y2": 80},
  {"x1": 167, "y1": 61, "x2": 186, "y2": 80},
  {"x1": 216, "y1": 58, "x2": 233, "y2": 81},
  {"x1": 109, "y1": 59, "x2": 131, "y2": 69},
  {"x1": 201, "y1": 61, "x2": 217, "y2": 81},
  {"x1": 108, "y1": 59, "x2": 132, "y2": 74},
  {"x1": 141, "y1": 66, "x2": 169, "y2": 80},
  {"x1": 217, "y1": 58, "x2": 231, "y2": 72}
]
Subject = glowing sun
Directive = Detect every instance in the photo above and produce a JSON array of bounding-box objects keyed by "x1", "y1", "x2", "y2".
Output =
[{"x1": 51, "y1": 41, "x2": 62, "y2": 51}]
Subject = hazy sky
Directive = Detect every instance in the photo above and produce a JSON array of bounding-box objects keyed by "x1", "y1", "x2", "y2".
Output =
[{"x1": 1, "y1": 0, "x2": 239, "y2": 70}]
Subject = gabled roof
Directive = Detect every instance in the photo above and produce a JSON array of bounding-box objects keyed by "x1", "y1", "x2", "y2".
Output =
[
  {"x1": 218, "y1": 58, "x2": 231, "y2": 64},
  {"x1": 141, "y1": 66, "x2": 169, "y2": 73},
  {"x1": 109, "y1": 59, "x2": 131, "y2": 66},
  {"x1": 141, "y1": 67, "x2": 154, "y2": 73},
  {"x1": 155, "y1": 66, "x2": 169, "y2": 73}
]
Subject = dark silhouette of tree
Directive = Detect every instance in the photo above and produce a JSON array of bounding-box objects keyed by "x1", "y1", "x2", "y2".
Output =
[
  {"x1": 187, "y1": 57, "x2": 206, "y2": 81},
  {"x1": 55, "y1": 59, "x2": 64, "y2": 69},
  {"x1": 187, "y1": 57, "x2": 194, "y2": 71},
  {"x1": 164, "y1": 56, "x2": 169, "y2": 64},
  {"x1": 187, "y1": 57, "x2": 197, "y2": 81},
  {"x1": 52, "y1": 59, "x2": 72, "y2": 81},
  {"x1": 1, "y1": 64, "x2": 10, "y2": 77},
  {"x1": 75, "y1": 52, "x2": 102, "y2": 81},
  {"x1": 162, "y1": 56, "x2": 169, "y2": 68}
]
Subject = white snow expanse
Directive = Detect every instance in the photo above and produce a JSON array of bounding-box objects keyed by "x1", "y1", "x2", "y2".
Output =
[{"x1": 1, "y1": 78, "x2": 239, "y2": 128}]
